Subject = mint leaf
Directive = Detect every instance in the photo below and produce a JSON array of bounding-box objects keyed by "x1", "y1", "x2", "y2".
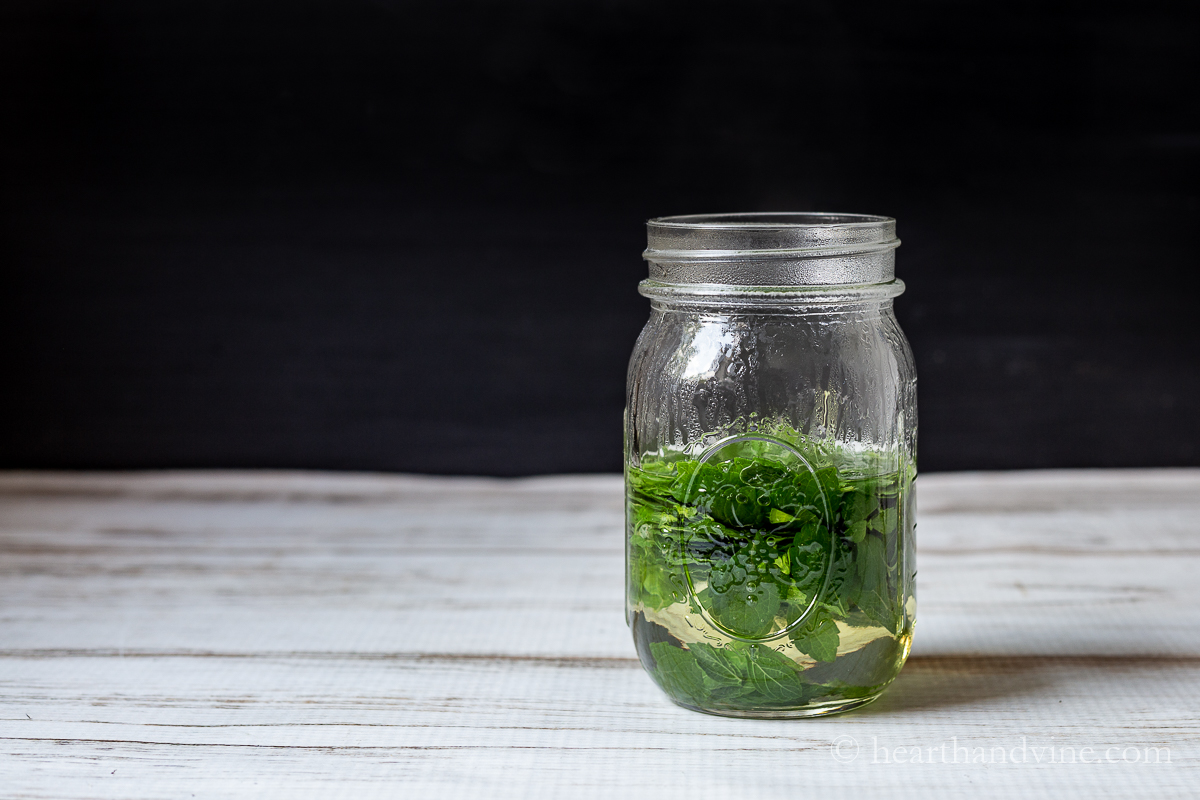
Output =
[
  {"x1": 631, "y1": 555, "x2": 684, "y2": 610},
  {"x1": 820, "y1": 536, "x2": 856, "y2": 618},
  {"x1": 672, "y1": 459, "x2": 774, "y2": 528},
  {"x1": 708, "y1": 683, "x2": 759, "y2": 702},
  {"x1": 743, "y1": 645, "x2": 806, "y2": 703},
  {"x1": 704, "y1": 533, "x2": 785, "y2": 637},
  {"x1": 648, "y1": 642, "x2": 711, "y2": 700},
  {"x1": 839, "y1": 486, "x2": 874, "y2": 525},
  {"x1": 703, "y1": 578, "x2": 780, "y2": 638},
  {"x1": 689, "y1": 642, "x2": 747, "y2": 686},
  {"x1": 786, "y1": 539, "x2": 826, "y2": 593},
  {"x1": 790, "y1": 613, "x2": 841, "y2": 662},
  {"x1": 854, "y1": 535, "x2": 897, "y2": 633},
  {"x1": 870, "y1": 505, "x2": 897, "y2": 537},
  {"x1": 768, "y1": 508, "x2": 795, "y2": 525}
]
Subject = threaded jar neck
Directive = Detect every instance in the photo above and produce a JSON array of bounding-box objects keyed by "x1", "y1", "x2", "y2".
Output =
[{"x1": 643, "y1": 212, "x2": 899, "y2": 288}]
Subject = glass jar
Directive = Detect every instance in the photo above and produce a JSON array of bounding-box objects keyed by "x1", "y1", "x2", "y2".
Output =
[{"x1": 624, "y1": 213, "x2": 916, "y2": 718}]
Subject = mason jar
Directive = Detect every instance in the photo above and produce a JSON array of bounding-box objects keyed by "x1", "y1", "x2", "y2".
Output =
[{"x1": 624, "y1": 213, "x2": 917, "y2": 718}]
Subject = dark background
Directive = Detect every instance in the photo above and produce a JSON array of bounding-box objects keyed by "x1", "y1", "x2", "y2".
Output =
[{"x1": 2, "y1": 0, "x2": 1198, "y2": 475}]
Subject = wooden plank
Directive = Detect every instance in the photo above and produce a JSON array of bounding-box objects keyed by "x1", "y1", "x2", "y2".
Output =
[
  {"x1": 1, "y1": 469, "x2": 1198, "y2": 798},
  {"x1": 1, "y1": 653, "x2": 1197, "y2": 799}
]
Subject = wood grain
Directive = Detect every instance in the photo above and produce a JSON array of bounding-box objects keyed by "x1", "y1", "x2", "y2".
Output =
[{"x1": 1, "y1": 469, "x2": 1198, "y2": 798}]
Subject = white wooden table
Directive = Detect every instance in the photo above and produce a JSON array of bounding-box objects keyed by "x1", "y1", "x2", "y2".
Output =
[{"x1": 1, "y1": 469, "x2": 1198, "y2": 799}]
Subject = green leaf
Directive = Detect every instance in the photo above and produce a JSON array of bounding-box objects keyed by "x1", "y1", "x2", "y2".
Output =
[
  {"x1": 786, "y1": 539, "x2": 826, "y2": 593},
  {"x1": 801, "y1": 680, "x2": 876, "y2": 702},
  {"x1": 870, "y1": 506, "x2": 898, "y2": 536},
  {"x1": 790, "y1": 613, "x2": 841, "y2": 662},
  {"x1": 743, "y1": 644, "x2": 806, "y2": 703},
  {"x1": 768, "y1": 508, "x2": 795, "y2": 524},
  {"x1": 689, "y1": 642, "x2": 747, "y2": 687},
  {"x1": 704, "y1": 579, "x2": 780, "y2": 638},
  {"x1": 784, "y1": 582, "x2": 810, "y2": 605},
  {"x1": 704, "y1": 534, "x2": 785, "y2": 637},
  {"x1": 839, "y1": 486, "x2": 874, "y2": 524},
  {"x1": 827, "y1": 682, "x2": 879, "y2": 700},
  {"x1": 846, "y1": 520, "x2": 868, "y2": 544},
  {"x1": 744, "y1": 642, "x2": 801, "y2": 670},
  {"x1": 628, "y1": 534, "x2": 685, "y2": 609},
  {"x1": 854, "y1": 535, "x2": 898, "y2": 633},
  {"x1": 648, "y1": 642, "x2": 711, "y2": 701},
  {"x1": 628, "y1": 461, "x2": 677, "y2": 496},
  {"x1": 708, "y1": 683, "x2": 759, "y2": 702},
  {"x1": 794, "y1": 521, "x2": 827, "y2": 547},
  {"x1": 736, "y1": 459, "x2": 790, "y2": 492},
  {"x1": 822, "y1": 537, "x2": 857, "y2": 618},
  {"x1": 673, "y1": 459, "x2": 775, "y2": 528},
  {"x1": 813, "y1": 465, "x2": 840, "y2": 513}
]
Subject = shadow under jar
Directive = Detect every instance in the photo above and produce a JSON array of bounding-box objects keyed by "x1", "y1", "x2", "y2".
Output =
[{"x1": 625, "y1": 213, "x2": 917, "y2": 718}]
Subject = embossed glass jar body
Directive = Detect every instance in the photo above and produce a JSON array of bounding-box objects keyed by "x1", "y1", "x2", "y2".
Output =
[{"x1": 625, "y1": 213, "x2": 916, "y2": 718}]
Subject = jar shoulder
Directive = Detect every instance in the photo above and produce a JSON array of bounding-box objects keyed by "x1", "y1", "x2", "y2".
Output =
[{"x1": 626, "y1": 308, "x2": 916, "y2": 460}]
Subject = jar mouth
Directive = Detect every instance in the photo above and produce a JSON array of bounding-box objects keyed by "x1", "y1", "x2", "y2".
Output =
[
  {"x1": 649, "y1": 211, "x2": 893, "y2": 229},
  {"x1": 644, "y1": 211, "x2": 899, "y2": 287}
]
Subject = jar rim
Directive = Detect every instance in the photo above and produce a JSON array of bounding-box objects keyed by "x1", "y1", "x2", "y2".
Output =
[
  {"x1": 648, "y1": 212, "x2": 894, "y2": 230},
  {"x1": 644, "y1": 211, "x2": 899, "y2": 287}
]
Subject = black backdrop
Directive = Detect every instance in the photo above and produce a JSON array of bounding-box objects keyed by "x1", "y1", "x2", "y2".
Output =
[{"x1": 2, "y1": 1, "x2": 1198, "y2": 475}]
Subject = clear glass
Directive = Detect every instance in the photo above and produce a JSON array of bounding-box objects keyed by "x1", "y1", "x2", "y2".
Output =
[{"x1": 625, "y1": 213, "x2": 917, "y2": 718}]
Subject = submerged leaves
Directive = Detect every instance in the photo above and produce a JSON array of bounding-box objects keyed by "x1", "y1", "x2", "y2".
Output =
[
  {"x1": 629, "y1": 443, "x2": 909, "y2": 708},
  {"x1": 647, "y1": 640, "x2": 874, "y2": 709}
]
